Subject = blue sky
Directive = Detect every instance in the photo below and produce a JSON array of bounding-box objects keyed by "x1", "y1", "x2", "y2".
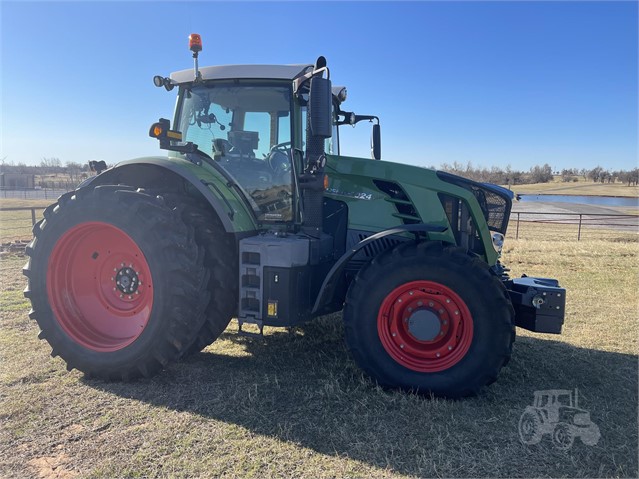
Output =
[{"x1": 1, "y1": 1, "x2": 637, "y2": 171}]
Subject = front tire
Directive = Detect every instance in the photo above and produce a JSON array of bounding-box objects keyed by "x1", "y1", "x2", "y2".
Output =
[
  {"x1": 343, "y1": 242, "x2": 515, "y2": 398},
  {"x1": 23, "y1": 186, "x2": 210, "y2": 380},
  {"x1": 553, "y1": 423, "x2": 575, "y2": 450}
]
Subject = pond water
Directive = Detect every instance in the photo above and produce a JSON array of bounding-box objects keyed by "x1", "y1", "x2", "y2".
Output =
[{"x1": 518, "y1": 194, "x2": 639, "y2": 207}]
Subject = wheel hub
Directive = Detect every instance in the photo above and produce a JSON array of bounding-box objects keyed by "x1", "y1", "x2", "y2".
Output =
[
  {"x1": 377, "y1": 280, "x2": 474, "y2": 372},
  {"x1": 115, "y1": 266, "x2": 140, "y2": 295},
  {"x1": 408, "y1": 309, "x2": 441, "y2": 341}
]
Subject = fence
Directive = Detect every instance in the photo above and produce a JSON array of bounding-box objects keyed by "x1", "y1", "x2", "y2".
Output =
[
  {"x1": 0, "y1": 188, "x2": 72, "y2": 200},
  {"x1": 1, "y1": 206, "x2": 637, "y2": 246},
  {"x1": 509, "y1": 211, "x2": 638, "y2": 242}
]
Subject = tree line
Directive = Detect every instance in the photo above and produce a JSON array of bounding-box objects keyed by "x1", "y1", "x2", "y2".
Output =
[
  {"x1": 0, "y1": 158, "x2": 95, "y2": 189},
  {"x1": 1, "y1": 157, "x2": 637, "y2": 188},
  {"x1": 437, "y1": 162, "x2": 639, "y2": 186}
]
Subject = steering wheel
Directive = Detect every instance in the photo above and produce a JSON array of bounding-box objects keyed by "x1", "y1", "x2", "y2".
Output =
[
  {"x1": 270, "y1": 141, "x2": 291, "y2": 151},
  {"x1": 267, "y1": 142, "x2": 292, "y2": 177}
]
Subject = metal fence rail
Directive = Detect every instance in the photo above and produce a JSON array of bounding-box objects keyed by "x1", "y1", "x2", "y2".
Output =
[
  {"x1": 510, "y1": 211, "x2": 639, "y2": 240},
  {"x1": 0, "y1": 188, "x2": 72, "y2": 200},
  {"x1": 2, "y1": 206, "x2": 637, "y2": 245}
]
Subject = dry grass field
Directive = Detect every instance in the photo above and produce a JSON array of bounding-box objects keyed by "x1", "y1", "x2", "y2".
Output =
[
  {"x1": 1, "y1": 222, "x2": 637, "y2": 478},
  {"x1": 509, "y1": 178, "x2": 639, "y2": 197}
]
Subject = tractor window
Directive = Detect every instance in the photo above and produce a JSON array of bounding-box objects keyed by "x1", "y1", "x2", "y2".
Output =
[
  {"x1": 556, "y1": 394, "x2": 572, "y2": 407},
  {"x1": 177, "y1": 83, "x2": 294, "y2": 223},
  {"x1": 244, "y1": 112, "x2": 271, "y2": 158}
]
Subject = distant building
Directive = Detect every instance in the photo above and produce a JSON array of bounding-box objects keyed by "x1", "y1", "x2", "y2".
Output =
[{"x1": 0, "y1": 173, "x2": 35, "y2": 189}]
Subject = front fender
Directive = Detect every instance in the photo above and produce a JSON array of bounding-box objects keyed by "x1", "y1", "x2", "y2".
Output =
[{"x1": 312, "y1": 224, "x2": 448, "y2": 315}]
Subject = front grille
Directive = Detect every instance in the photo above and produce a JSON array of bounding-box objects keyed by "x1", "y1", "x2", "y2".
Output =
[
  {"x1": 436, "y1": 172, "x2": 511, "y2": 234},
  {"x1": 438, "y1": 194, "x2": 485, "y2": 255}
]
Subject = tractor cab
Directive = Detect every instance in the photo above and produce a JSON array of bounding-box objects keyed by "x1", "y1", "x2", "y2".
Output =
[
  {"x1": 150, "y1": 35, "x2": 380, "y2": 227},
  {"x1": 174, "y1": 75, "x2": 301, "y2": 223}
]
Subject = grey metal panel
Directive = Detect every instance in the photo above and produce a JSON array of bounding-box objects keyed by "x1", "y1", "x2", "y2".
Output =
[
  {"x1": 170, "y1": 64, "x2": 313, "y2": 84},
  {"x1": 241, "y1": 234, "x2": 310, "y2": 267},
  {"x1": 238, "y1": 234, "x2": 311, "y2": 321}
]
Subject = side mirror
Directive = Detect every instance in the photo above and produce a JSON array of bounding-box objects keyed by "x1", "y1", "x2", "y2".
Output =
[
  {"x1": 371, "y1": 123, "x2": 381, "y2": 160},
  {"x1": 309, "y1": 76, "x2": 332, "y2": 138}
]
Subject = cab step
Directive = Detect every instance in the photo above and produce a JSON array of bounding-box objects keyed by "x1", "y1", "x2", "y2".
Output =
[{"x1": 237, "y1": 317, "x2": 264, "y2": 338}]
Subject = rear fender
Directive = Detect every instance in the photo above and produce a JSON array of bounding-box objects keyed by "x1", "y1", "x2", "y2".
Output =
[{"x1": 80, "y1": 157, "x2": 258, "y2": 234}]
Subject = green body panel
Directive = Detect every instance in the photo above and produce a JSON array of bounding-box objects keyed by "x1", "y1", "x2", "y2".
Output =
[
  {"x1": 325, "y1": 154, "x2": 498, "y2": 265},
  {"x1": 110, "y1": 156, "x2": 257, "y2": 233}
]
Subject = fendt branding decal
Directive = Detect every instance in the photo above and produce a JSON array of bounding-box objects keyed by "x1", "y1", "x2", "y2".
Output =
[{"x1": 326, "y1": 188, "x2": 373, "y2": 201}]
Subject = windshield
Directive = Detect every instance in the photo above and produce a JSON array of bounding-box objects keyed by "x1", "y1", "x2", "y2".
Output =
[{"x1": 177, "y1": 82, "x2": 294, "y2": 222}]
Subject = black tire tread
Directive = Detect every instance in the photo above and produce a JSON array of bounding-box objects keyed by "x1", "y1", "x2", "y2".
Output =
[
  {"x1": 343, "y1": 241, "x2": 515, "y2": 398},
  {"x1": 23, "y1": 186, "x2": 210, "y2": 380},
  {"x1": 162, "y1": 194, "x2": 238, "y2": 355}
]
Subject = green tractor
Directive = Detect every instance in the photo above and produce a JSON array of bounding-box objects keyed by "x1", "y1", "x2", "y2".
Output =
[{"x1": 23, "y1": 34, "x2": 566, "y2": 397}]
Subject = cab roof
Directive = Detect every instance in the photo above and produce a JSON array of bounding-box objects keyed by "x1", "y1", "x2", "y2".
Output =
[{"x1": 170, "y1": 64, "x2": 313, "y2": 84}]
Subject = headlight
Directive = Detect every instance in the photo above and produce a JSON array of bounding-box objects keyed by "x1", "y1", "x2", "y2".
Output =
[{"x1": 491, "y1": 231, "x2": 504, "y2": 255}]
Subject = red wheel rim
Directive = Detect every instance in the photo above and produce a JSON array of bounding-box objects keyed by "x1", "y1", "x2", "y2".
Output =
[
  {"x1": 47, "y1": 222, "x2": 153, "y2": 352},
  {"x1": 377, "y1": 280, "x2": 473, "y2": 372}
]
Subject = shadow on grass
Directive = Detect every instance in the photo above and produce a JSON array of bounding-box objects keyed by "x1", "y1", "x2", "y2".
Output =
[{"x1": 87, "y1": 315, "x2": 638, "y2": 477}]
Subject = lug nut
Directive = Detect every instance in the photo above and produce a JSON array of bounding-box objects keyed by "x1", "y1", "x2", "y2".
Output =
[
  {"x1": 417, "y1": 301, "x2": 423, "y2": 306},
  {"x1": 448, "y1": 346, "x2": 453, "y2": 351},
  {"x1": 400, "y1": 344, "x2": 404, "y2": 349},
  {"x1": 408, "y1": 307, "x2": 413, "y2": 312},
  {"x1": 436, "y1": 353, "x2": 441, "y2": 358},
  {"x1": 446, "y1": 299, "x2": 451, "y2": 303},
  {"x1": 392, "y1": 332, "x2": 396, "y2": 337},
  {"x1": 398, "y1": 299, "x2": 402, "y2": 303},
  {"x1": 409, "y1": 291, "x2": 413, "y2": 295},
  {"x1": 439, "y1": 309, "x2": 444, "y2": 314},
  {"x1": 128, "y1": 295, "x2": 133, "y2": 299},
  {"x1": 120, "y1": 294, "x2": 123, "y2": 298},
  {"x1": 454, "y1": 311, "x2": 459, "y2": 315},
  {"x1": 429, "y1": 302, "x2": 434, "y2": 307}
]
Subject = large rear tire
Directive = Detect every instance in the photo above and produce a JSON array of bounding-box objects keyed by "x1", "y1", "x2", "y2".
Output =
[
  {"x1": 170, "y1": 199, "x2": 237, "y2": 355},
  {"x1": 343, "y1": 242, "x2": 515, "y2": 398},
  {"x1": 23, "y1": 186, "x2": 210, "y2": 380}
]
